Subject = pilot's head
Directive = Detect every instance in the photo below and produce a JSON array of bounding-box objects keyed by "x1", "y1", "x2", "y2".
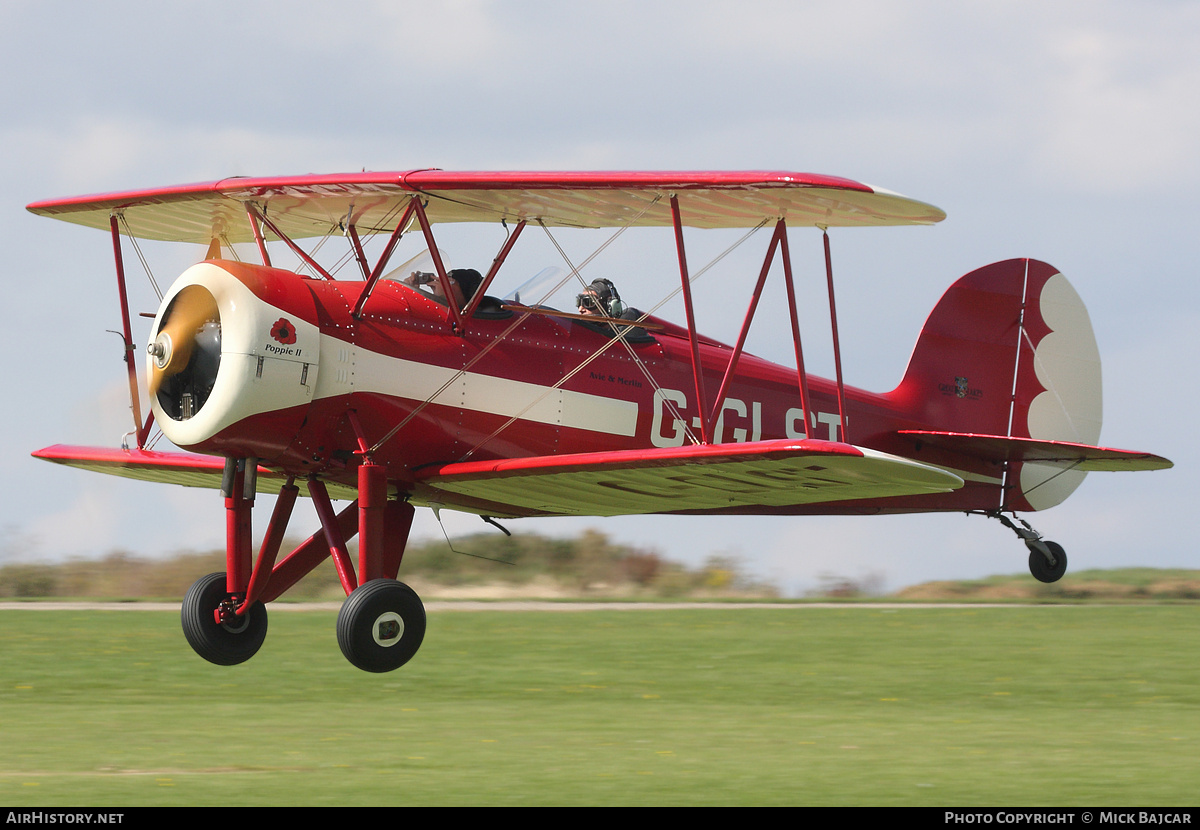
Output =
[
  {"x1": 449, "y1": 268, "x2": 482, "y2": 301},
  {"x1": 577, "y1": 279, "x2": 621, "y2": 317}
]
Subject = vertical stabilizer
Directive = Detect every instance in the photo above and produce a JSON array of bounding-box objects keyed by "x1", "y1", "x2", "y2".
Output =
[{"x1": 892, "y1": 259, "x2": 1102, "y2": 510}]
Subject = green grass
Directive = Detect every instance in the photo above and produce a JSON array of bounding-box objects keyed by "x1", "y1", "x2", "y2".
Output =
[{"x1": 1, "y1": 606, "x2": 1197, "y2": 805}]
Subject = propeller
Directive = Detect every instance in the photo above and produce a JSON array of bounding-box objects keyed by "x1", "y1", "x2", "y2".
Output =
[{"x1": 147, "y1": 284, "x2": 221, "y2": 417}]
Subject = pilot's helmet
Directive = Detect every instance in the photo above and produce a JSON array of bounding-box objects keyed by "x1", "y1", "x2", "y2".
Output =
[{"x1": 577, "y1": 279, "x2": 623, "y2": 317}]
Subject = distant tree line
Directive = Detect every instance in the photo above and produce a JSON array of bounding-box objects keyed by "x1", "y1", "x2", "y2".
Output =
[{"x1": 0, "y1": 529, "x2": 780, "y2": 600}]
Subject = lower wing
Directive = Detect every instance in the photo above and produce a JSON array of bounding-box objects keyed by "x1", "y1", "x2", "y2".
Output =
[
  {"x1": 31, "y1": 445, "x2": 358, "y2": 499},
  {"x1": 34, "y1": 439, "x2": 976, "y2": 519},
  {"x1": 414, "y1": 439, "x2": 964, "y2": 517}
]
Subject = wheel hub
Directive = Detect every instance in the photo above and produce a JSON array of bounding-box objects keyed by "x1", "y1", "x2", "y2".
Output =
[
  {"x1": 372, "y1": 612, "x2": 405, "y2": 647},
  {"x1": 214, "y1": 597, "x2": 249, "y2": 632}
]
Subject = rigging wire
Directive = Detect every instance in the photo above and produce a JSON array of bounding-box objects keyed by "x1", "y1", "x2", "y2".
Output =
[
  {"x1": 456, "y1": 217, "x2": 769, "y2": 461},
  {"x1": 119, "y1": 215, "x2": 163, "y2": 301},
  {"x1": 219, "y1": 233, "x2": 243, "y2": 262},
  {"x1": 365, "y1": 197, "x2": 663, "y2": 456},
  {"x1": 606, "y1": 218, "x2": 770, "y2": 435}
]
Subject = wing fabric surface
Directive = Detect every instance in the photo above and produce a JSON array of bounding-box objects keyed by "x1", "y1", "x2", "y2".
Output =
[
  {"x1": 32, "y1": 445, "x2": 358, "y2": 500},
  {"x1": 36, "y1": 440, "x2": 963, "y2": 518},
  {"x1": 27, "y1": 170, "x2": 946, "y2": 244},
  {"x1": 896, "y1": 431, "x2": 1173, "y2": 472},
  {"x1": 415, "y1": 439, "x2": 964, "y2": 517}
]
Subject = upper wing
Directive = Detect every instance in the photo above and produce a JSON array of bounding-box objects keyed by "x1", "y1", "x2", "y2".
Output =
[
  {"x1": 32, "y1": 445, "x2": 359, "y2": 500},
  {"x1": 896, "y1": 431, "x2": 1174, "y2": 472},
  {"x1": 27, "y1": 170, "x2": 946, "y2": 244},
  {"x1": 413, "y1": 439, "x2": 964, "y2": 518}
]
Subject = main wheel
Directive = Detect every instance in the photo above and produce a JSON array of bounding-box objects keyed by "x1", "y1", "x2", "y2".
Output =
[
  {"x1": 181, "y1": 572, "x2": 268, "y2": 665},
  {"x1": 337, "y1": 579, "x2": 426, "y2": 673},
  {"x1": 1028, "y1": 541, "x2": 1068, "y2": 583}
]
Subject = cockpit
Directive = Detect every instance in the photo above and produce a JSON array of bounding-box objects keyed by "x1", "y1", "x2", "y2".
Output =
[{"x1": 384, "y1": 255, "x2": 655, "y2": 340}]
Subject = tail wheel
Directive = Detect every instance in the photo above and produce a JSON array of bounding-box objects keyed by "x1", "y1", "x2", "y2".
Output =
[
  {"x1": 1028, "y1": 541, "x2": 1068, "y2": 583},
  {"x1": 337, "y1": 579, "x2": 426, "y2": 673},
  {"x1": 181, "y1": 572, "x2": 268, "y2": 665}
]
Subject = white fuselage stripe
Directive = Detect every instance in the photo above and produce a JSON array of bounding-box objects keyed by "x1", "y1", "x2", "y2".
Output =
[{"x1": 312, "y1": 335, "x2": 639, "y2": 436}]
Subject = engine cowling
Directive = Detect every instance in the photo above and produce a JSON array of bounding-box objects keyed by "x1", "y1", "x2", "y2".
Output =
[{"x1": 147, "y1": 260, "x2": 321, "y2": 459}]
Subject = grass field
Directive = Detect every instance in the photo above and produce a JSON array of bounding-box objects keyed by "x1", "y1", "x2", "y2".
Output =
[{"x1": 1, "y1": 604, "x2": 1197, "y2": 806}]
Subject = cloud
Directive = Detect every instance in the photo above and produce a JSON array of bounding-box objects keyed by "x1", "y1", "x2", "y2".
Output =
[{"x1": 1031, "y1": 20, "x2": 1200, "y2": 190}]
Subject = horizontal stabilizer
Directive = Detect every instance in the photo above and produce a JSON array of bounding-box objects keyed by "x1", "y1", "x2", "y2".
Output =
[
  {"x1": 896, "y1": 431, "x2": 1173, "y2": 472},
  {"x1": 31, "y1": 445, "x2": 358, "y2": 499},
  {"x1": 416, "y1": 439, "x2": 964, "y2": 517}
]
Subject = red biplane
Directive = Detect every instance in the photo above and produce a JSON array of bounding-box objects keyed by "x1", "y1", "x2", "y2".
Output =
[{"x1": 27, "y1": 170, "x2": 1171, "y2": 672}]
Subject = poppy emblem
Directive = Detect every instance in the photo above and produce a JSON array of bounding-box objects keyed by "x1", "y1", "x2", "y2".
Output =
[{"x1": 271, "y1": 318, "x2": 297, "y2": 345}]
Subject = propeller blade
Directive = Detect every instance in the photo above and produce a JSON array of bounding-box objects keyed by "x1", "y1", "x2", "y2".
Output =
[{"x1": 148, "y1": 285, "x2": 219, "y2": 398}]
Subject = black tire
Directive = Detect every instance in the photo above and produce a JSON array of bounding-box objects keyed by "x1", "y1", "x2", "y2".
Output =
[
  {"x1": 337, "y1": 579, "x2": 426, "y2": 673},
  {"x1": 181, "y1": 572, "x2": 268, "y2": 665},
  {"x1": 1028, "y1": 541, "x2": 1068, "y2": 583}
]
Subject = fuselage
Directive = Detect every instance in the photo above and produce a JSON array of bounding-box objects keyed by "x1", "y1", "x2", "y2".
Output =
[{"x1": 149, "y1": 260, "x2": 1001, "y2": 516}]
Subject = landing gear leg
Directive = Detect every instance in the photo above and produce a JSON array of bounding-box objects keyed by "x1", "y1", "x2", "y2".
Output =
[
  {"x1": 182, "y1": 458, "x2": 269, "y2": 665},
  {"x1": 982, "y1": 511, "x2": 1068, "y2": 583},
  {"x1": 323, "y1": 459, "x2": 425, "y2": 673}
]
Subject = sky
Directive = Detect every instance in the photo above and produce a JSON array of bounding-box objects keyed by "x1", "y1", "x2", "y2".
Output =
[{"x1": 1, "y1": 0, "x2": 1195, "y2": 595}]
